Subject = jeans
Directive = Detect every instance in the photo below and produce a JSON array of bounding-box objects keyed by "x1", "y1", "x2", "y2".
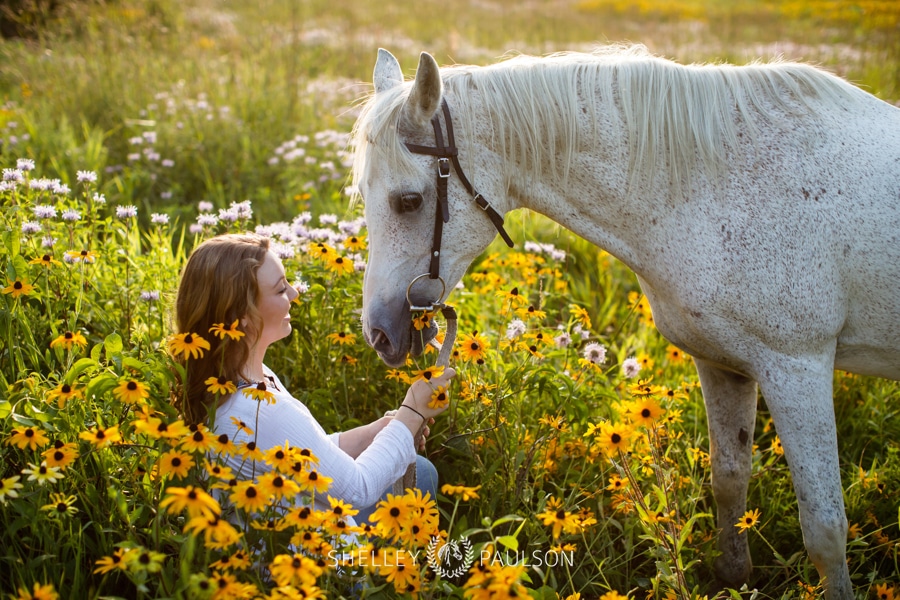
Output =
[{"x1": 354, "y1": 455, "x2": 438, "y2": 524}]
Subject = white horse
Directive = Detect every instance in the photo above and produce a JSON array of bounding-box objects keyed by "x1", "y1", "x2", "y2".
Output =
[{"x1": 351, "y1": 45, "x2": 900, "y2": 598}]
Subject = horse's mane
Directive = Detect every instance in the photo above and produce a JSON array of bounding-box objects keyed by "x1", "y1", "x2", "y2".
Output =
[{"x1": 351, "y1": 44, "x2": 862, "y2": 198}]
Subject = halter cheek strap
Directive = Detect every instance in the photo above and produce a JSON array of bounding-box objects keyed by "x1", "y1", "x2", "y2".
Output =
[{"x1": 404, "y1": 100, "x2": 514, "y2": 280}]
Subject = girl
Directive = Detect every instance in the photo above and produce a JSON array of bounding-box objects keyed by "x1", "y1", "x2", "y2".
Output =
[{"x1": 172, "y1": 232, "x2": 454, "y2": 521}]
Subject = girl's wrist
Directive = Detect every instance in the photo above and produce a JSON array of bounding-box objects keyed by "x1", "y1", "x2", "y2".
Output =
[{"x1": 399, "y1": 403, "x2": 426, "y2": 422}]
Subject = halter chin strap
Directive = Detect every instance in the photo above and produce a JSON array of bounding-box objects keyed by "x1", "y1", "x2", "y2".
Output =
[{"x1": 404, "y1": 99, "x2": 514, "y2": 280}]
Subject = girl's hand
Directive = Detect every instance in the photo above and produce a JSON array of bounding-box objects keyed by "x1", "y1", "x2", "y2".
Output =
[
  {"x1": 401, "y1": 367, "x2": 456, "y2": 420},
  {"x1": 395, "y1": 368, "x2": 456, "y2": 436},
  {"x1": 417, "y1": 418, "x2": 434, "y2": 451}
]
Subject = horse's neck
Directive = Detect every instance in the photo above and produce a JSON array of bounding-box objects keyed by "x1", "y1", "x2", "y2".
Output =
[{"x1": 476, "y1": 95, "x2": 657, "y2": 273}]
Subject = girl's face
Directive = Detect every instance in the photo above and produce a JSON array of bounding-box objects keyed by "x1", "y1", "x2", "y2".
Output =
[{"x1": 251, "y1": 250, "x2": 299, "y2": 350}]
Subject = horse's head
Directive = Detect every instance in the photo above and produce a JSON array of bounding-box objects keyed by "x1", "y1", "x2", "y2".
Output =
[{"x1": 352, "y1": 49, "x2": 511, "y2": 366}]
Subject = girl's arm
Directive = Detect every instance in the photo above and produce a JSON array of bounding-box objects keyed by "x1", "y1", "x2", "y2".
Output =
[{"x1": 336, "y1": 416, "x2": 393, "y2": 459}]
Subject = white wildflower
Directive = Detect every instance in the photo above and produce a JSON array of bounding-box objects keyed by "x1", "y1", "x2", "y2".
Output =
[
  {"x1": 622, "y1": 357, "x2": 641, "y2": 379},
  {"x1": 21, "y1": 221, "x2": 41, "y2": 234},
  {"x1": 506, "y1": 319, "x2": 527, "y2": 340},
  {"x1": 582, "y1": 342, "x2": 607, "y2": 364},
  {"x1": 116, "y1": 205, "x2": 138, "y2": 219}
]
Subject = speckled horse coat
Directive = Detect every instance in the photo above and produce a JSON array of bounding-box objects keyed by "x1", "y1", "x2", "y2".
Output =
[{"x1": 351, "y1": 45, "x2": 900, "y2": 598}]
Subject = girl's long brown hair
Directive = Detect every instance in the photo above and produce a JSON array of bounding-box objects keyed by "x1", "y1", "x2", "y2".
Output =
[{"x1": 173, "y1": 233, "x2": 270, "y2": 425}]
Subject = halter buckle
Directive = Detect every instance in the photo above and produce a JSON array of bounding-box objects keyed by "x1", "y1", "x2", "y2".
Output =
[{"x1": 437, "y1": 158, "x2": 451, "y2": 178}]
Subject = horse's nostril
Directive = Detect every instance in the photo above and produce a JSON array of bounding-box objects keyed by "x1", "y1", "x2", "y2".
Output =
[{"x1": 371, "y1": 329, "x2": 393, "y2": 353}]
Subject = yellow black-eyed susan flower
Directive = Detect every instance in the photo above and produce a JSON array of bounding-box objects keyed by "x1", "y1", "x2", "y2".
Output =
[
  {"x1": 180, "y1": 424, "x2": 216, "y2": 453},
  {"x1": 126, "y1": 548, "x2": 166, "y2": 574},
  {"x1": 132, "y1": 415, "x2": 190, "y2": 440},
  {"x1": 232, "y1": 439, "x2": 262, "y2": 461},
  {"x1": 41, "y1": 441, "x2": 79, "y2": 470},
  {"x1": 256, "y1": 471, "x2": 301, "y2": 501},
  {"x1": 209, "y1": 320, "x2": 245, "y2": 341},
  {"x1": 41, "y1": 493, "x2": 78, "y2": 518},
  {"x1": 263, "y1": 443, "x2": 295, "y2": 472},
  {"x1": 205, "y1": 376, "x2": 236, "y2": 396},
  {"x1": 296, "y1": 469, "x2": 331, "y2": 494},
  {"x1": 242, "y1": 381, "x2": 275, "y2": 404},
  {"x1": 569, "y1": 303, "x2": 592, "y2": 329},
  {"x1": 537, "y1": 500, "x2": 580, "y2": 539},
  {"x1": 29, "y1": 254, "x2": 62, "y2": 268},
  {"x1": 285, "y1": 505, "x2": 322, "y2": 530},
  {"x1": 515, "y1": 304, "x2": 547, "y2": 320},
  {"x1": 168, "y1": 332, "x2": 211, "y2": 360},
  {"x1": 93, "y1": 548, "x2": 131, "y2": 575},
  {"x1": 5, "y1": 426, "x2": 50, "y2": 451},
  {"x1": 306, "y1": 242, "x2": 336, "y2": 261},
  {"x1": 342, "y1": 234, "x2": 366, "y2": 252},
  {"x1": 49, "y1": 330, "x2": 88, "y2": 351},
  {"x1": 13, "y1": 582, "x2": 59, "y2": 600},
  {"x1": 440, "y1": 483, "x2": 481, "y2": 501},
  {"x1": 269, "y1": 553, "x2": 321, "y2": 587},
  {"x1": 79, "y1": 424, "x2": 122, "y2": 448},
  {"x1": 457, "y1": 331, "x2": 489, "y2": 363},
  {"x1": 158, "y1": 449, "x2": 195, "y2": 480},
  {"x1": 326, "y1": 331, "x2": 356, "y2": 345},
  {"x1": 230, "y1": 481, "x2": 269, "y2": 513},
  {"x1": 184, "y1": 514, "x2": 242, "y2": 549},
  {"x1": 428, "y1": 385, "x2": 449, "y2": 410},
  {"x1": 411, "y1": 365, "x2": 444, "y2": 383},
  {"x1": 325, "y1": 253, "x2": 354, "y2": 275},
  {"x1": 113, "y1": 378, "x2": 149, "y2": 405},
  {"x1": 628, "y1": 397, "x2": 665, "y2": 427},
  {"x1": 2, "y1": 278, "x2": 36, "y2": 298},
  {"x1": 411, "y1": 310, "x2": 434, "y2": 332},
  {"x1": 587, "y1": 421, "x2": 634, "y2": 457},
  {"x1": 46, "y1": 381, "x2": 83, "y2": 408},
  {"x1": 65, "y1": 249, "x2": 99, "y2": 263},
  {"x1": 159, "y1": 485, "x2": 220, "y2": 518},
  {"x1": 735, "y1": 508, "x2": 761, "y2": 533}
]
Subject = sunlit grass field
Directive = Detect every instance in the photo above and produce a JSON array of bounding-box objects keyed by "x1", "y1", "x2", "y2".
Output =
[{"x1": 1, "y1": 1, "x2": 899, "y2": 598}]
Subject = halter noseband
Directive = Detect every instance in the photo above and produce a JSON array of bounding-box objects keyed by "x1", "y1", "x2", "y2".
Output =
[{"x1": 403, "y1": 99, "x2": 514, "y2": 285}]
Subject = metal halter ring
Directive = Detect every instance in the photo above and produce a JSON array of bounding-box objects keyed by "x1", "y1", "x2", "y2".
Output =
[{"x1": 406, "y1": 273, "x2": 446, "y2": 312}]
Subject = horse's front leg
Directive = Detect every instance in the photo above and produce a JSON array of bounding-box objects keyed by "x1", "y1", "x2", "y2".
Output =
[
  {"x1": 758, "y1": 355, "x2": 851, "y2": 599},
  {"x1": 694, "y1": 358, "x2": 758, "y2": 587}
]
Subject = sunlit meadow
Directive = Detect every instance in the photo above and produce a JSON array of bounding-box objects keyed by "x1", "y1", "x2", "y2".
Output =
[{"x1": 2, "y1": 1, "x2": 900, "y2": 599}]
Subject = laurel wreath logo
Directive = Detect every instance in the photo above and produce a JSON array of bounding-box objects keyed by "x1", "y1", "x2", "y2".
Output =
[{"x1": 426, "y1": 534, "x2": 475, "y2": 578}]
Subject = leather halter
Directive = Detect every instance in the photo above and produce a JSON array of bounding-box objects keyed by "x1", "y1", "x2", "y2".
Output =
[{"x1": 403, "y1": 99, "x2": 514, "y2": 282}]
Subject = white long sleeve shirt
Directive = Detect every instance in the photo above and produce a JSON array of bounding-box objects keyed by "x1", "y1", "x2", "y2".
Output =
[{"x1": 213, "y1": 365, "x2": 415, "y2": 513}]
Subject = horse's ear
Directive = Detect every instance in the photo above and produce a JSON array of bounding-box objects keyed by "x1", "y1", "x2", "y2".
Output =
[
  {"x1": 373, "y1": 48, "x2": 403, "y2": 94},
  {"x1": 403, "y1": 52, "x2": 442, "y2": 128}
]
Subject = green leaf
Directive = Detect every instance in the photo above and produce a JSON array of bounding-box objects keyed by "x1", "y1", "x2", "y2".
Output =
[
  {"x1": 66, "y1": 357, "x2": 99, "y2": 383},
  {"x1": 497, "y1": 535, "x2": 518, "y2": 552},
  {"x1": 489, "y1": 514, "x2": 525, "y2": 528},
  {"x1": 104, "y1": 332, "x2": 123, "y2": 359}
]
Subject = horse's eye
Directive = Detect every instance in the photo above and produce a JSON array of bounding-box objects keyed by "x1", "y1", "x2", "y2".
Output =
[{"x1": 390, "y1": 191, "x2": 423, "y2": 214}]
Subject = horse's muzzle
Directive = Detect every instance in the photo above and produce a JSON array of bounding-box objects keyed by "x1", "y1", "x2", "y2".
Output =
[{"x1": 366, "y1": 318, "x2": 437, "y2": 367}]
